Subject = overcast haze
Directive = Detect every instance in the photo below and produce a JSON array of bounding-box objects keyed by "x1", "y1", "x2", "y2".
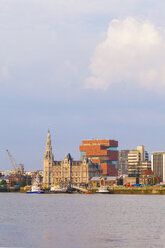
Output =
[{"x1": 1, "y1": 0, "x2": 165, "y2": 170}]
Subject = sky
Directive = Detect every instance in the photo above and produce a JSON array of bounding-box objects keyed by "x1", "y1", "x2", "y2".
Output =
[{"x1": 1, "y1": 0, "x2": 165, "y2": 170}]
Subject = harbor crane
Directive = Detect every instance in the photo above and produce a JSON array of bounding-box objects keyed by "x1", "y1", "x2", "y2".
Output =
[{"x1": 6, "y1": 150, "x2": 24, "y2": 175}]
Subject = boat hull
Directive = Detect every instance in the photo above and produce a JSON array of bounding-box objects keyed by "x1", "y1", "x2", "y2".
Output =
[
  {"x1": 96, "y1": 188, "x2": 109, "y2": 194},
  {"x1": 96, "y1": 191, "x2": 109, "y2": 194},
  {"x1": 26, "y1": 191, "x2": 44, "y2": 194}
]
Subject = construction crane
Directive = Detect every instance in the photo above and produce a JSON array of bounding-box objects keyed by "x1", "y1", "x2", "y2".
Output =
[{"x1": 6, "y1": 150, "x2": 24, "y2": 175}]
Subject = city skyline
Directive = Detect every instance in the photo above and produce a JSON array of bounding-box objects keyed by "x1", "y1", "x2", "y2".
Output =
[
  {"x1": 1, "y1": 0, "x2": 165, "y2": 170},
  {"x1": 1, "y1": 128, "x2": 164, "y2": 172}
]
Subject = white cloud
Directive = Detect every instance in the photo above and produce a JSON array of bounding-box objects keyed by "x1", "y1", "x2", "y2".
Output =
[{"x1": 85, "y1": 17, "x2": 165, "y2": 91}]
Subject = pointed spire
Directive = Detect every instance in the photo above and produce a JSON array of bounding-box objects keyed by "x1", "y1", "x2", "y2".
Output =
[
  {"x1": 46, "y1": 129, "x2": 52, "y2": 152},
  {"x1": 44, "y1": 128, "x2": 54, "y2": 160}
]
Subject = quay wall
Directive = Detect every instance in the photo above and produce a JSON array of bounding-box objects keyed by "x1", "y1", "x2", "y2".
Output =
[{"x1": 108, "y1": 187, "x2": 165, "y2": 194}]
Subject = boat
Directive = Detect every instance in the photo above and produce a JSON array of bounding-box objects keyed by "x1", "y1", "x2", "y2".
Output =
[
  {"x1": 50, "y1": 185, "x2": 67, "y2": 193},
  {"x1": 96, "y1": 187, "x2": 109, "y2": 194},
  {"x1": 26, "y1": 175, "x2": 44, "y2": 194},
  {"x1": 85, "y1": 190, "x2": 93, "y2": 194},
  {"x1": 26, "y1": 185, "x2": 44, "y2": 194}
]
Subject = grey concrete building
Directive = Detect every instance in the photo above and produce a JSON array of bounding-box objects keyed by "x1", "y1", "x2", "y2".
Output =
[
  {"x1": 118, "y1": 150, "x2": 129, "y2": 175},
  {"x1": 151, "y1": 152, "x2": 165, "y2": 182}
]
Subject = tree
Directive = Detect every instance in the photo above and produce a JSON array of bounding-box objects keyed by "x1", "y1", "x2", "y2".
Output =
[
  {"x1": 0, "y1": 179, "x2": 7, "y2": 185},
  {"x1": 11, "y1": 181, "x2": 16, "y2": 186},
  {"x1": 150, "y1": 176, "x2": 158, "y2": 185},
  {"x1": 20, "y1": 180, "x2": 26, "y2": 187},
  {"x1": 27, "y1": 178, "x2": 31, "y2": 185}
]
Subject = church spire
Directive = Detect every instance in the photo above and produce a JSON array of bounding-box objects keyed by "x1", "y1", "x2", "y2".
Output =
[
  {"x1": 43, "y1": 129, "x2": 54, "y2": 186},
  {"x1": 44, "y1": 129, "x2": 54, "y2": 160},
  {"x1": 46, "y1": 128, "x2": 52, "y2": 150}
]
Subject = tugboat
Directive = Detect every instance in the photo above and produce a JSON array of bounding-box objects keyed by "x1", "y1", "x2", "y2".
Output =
[
  {"x1": 26, "y1": 175, "x2": 44, "y2": 194},
  {"x1": 26, "y1": 185, "x2": 44, "y2": 194}
]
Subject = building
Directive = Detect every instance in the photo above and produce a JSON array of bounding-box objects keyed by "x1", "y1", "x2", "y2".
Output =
[
  {"x1": 118, "y1": 150, "x2": 129, "y2": 175},
  {"x1": 79, "y1": 139, "x2": 118, "y2": 176},
  {"x1": 151, "y1": 152, "x2": 165, "y2": 182},
  {"x1": 43, "y1": 131, "x2": 102, "y2": 187},
  {"x1": 139, "y1": 170, "x2": 154, "y2": 185},
  {"x1": 123, "y1": 176, "x2": 139, "y2": 185},
  {"x1": 89, "y1": 176, "x2": 123, "y2": 187},
  {"x1": 128, "y1": 145, "x2": 150, "y2": 177}
]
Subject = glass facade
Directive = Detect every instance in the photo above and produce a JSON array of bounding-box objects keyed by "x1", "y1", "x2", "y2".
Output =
[
  {"x1": 107, "y1": 147, "x2": 118, "y2": 151},
  {"x1": 80, "y1": 151, "x2": 86, "y2": 159}
]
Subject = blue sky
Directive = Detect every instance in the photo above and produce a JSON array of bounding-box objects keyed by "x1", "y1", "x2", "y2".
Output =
[{"x1": 1, "y1": 0, "x2": 165, "y2": 170}]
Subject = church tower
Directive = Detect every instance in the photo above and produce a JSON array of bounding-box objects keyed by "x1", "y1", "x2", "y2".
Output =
[{"x1": 43, "y1": 129, "x2": 54, "y2": 186}]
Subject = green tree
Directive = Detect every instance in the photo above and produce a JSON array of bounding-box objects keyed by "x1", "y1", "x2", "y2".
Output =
[
  {"x1": 0, "y1": 179, "x2": 7, "y2": 185},
  {"x1": 11, "y1": 181, "x2": 16, "y2": 186},
  {"x1": 27, "y1": 178, "x2": 31, "y2": 185},
  {"x1": 151, "y1": 176, "x2": 158, "y2": 185},
  {"x1": 20, "y1": 180, "x2": 26, "y2": 187}
]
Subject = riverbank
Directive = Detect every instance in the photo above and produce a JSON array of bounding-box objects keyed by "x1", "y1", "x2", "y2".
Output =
[
  {"x1": 1, "y1": 186, "x2": 165, "y2": 194},
  {"x1": 108, "y1": 186, "x2": 165, "y2": 194}
]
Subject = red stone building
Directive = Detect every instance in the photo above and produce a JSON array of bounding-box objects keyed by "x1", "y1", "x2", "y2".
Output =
[{"x1": 79, "y1": 139, "x2": 118, "y2": 176}]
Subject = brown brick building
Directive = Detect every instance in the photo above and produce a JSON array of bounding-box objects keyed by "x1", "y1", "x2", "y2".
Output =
[{"x1": 79, "y1": 139, "x2": 118, "y2": 176}]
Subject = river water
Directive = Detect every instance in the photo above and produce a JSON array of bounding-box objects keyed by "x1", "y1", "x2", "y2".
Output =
[{"x1": 0, "y1": 193, "x2": 165, "y2": 248}]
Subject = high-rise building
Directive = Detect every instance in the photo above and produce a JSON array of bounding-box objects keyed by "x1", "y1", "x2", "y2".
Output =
[
  {"x1": 118, "y1": 150, "x2": 129, "y2": 175},
  {"x1": 151, "y1": 152, "x2": 165, "y2": 182},
  {"x1": 43, "y1": 131, "x2": 103, "y2": 186},
  {"x1": 79, "y1": 139, "x2": 118, "y2": 176},
  {"x1": 128, "y1": 145, "x2": 150, "y2": 177}
]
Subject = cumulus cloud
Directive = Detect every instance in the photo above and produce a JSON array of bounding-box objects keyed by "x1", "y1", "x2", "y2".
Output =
[{"x1": 85, "y1": 17, "x2": 165, "y2": 91}]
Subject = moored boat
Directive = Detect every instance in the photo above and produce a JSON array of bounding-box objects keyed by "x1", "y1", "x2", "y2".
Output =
[
  {"x1": 85, "y1": 190, "x2": 93, "y2": 194},
  {"x1": 96, "y1": 187, "x2": 109, "y2": 194},
  {"x1": 50, "y1": 185, "x2": 67, "y2": 193},
  {"x1": 26, "y1": 175, "x2": 44, "y2": 194},
  {"x1": 26, "y1": 185, "x2": 44, "y2": 194}
]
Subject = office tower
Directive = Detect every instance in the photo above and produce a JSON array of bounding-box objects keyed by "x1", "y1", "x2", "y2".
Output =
[
  {"x1": 151, "y1": 152, "x2": 165, "y2": 182},
  {"x1": 118, "y1": 150, "x2": 129, "y2": 175},
  {"x1": 128, "y1": 145, "x2": 150, "y2": 177}
]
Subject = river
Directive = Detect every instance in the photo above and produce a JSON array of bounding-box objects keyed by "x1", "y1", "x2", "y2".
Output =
[{"x1": 0, "y1": 193, "x2": 165, "y2": 248}]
